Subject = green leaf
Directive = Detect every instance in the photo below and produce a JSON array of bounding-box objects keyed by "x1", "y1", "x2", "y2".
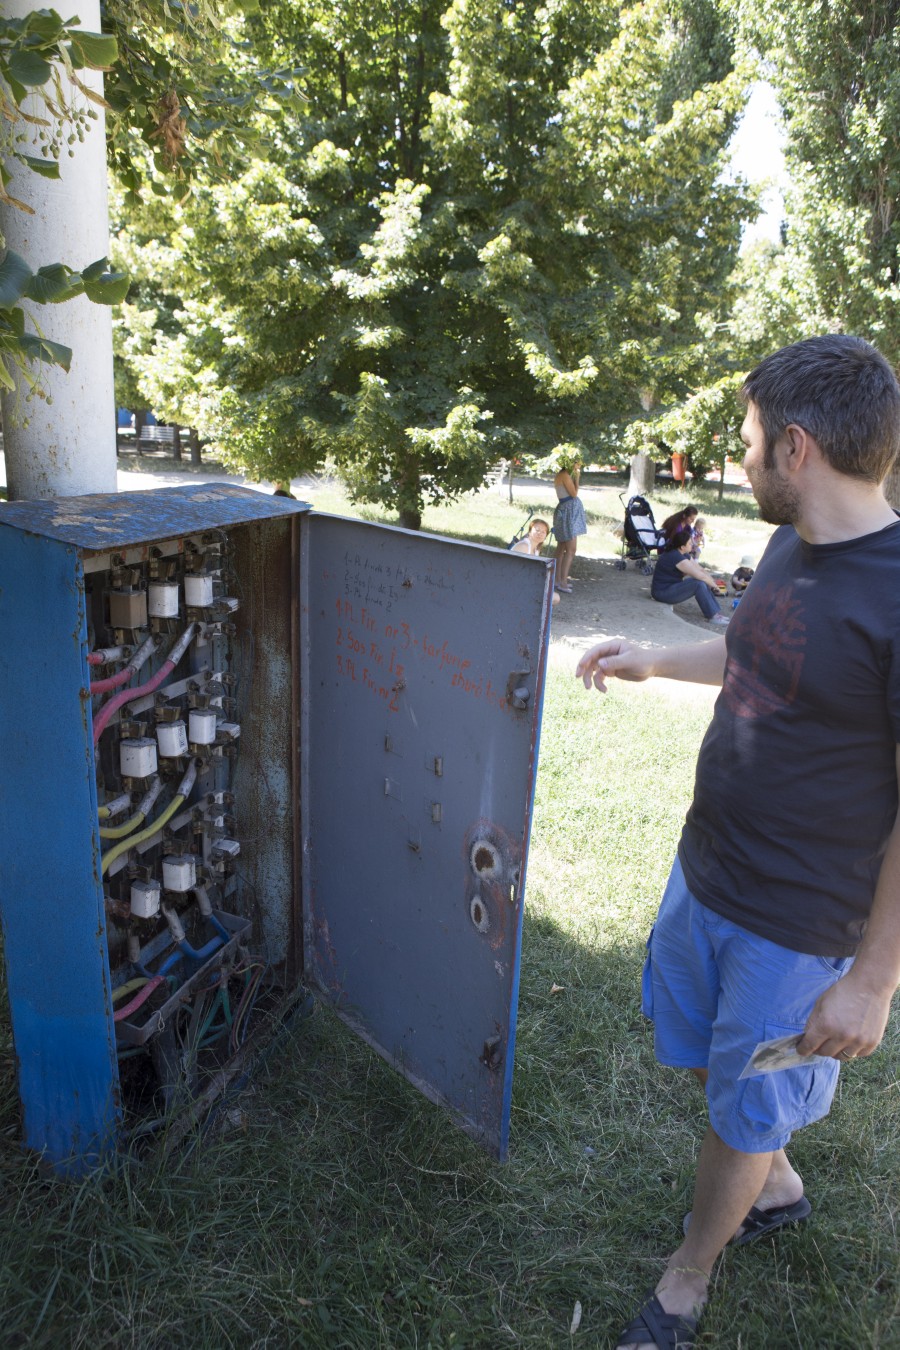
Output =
[
  {"x1": 0, "y1": 251, "x2": 33, "y2": 308},
  {"x1": 23, "y1": 11, "x2": 66, "y2": 42},
  {"x1": 18, "y1": 330, "x2": 72, "y2": 370},
  {"x1": 7, "y1": 47, "x2": 53, "y2": 87},
  {"x1": 2, "y1": 70, "x2": 28, "y2": 105},
  {"x1": 66, "y1": 31, "x2": 118, "y2": 70},
  {"x1": 20, "y1": 155, "x2": 61, "y2": 180},
  {"x1": 25, "y1": 263, "x2": 81, "y2": 304},
  {"x1": 82, "y1": 261, "x2": 129, "y2": 304}
]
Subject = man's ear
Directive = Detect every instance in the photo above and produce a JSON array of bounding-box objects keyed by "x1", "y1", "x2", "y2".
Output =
[{"x1": 782, "y1": 423, "x2": 816, "y2": 471}]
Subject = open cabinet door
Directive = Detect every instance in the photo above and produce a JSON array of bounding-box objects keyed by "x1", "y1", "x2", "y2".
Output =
[{"x1": 300, "y1": 515, "x2": 553, "y2": 1158}]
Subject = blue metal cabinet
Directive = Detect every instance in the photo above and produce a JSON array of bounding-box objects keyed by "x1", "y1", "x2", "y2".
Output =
[{"x1": 0, "y1": 485, "x2": 552, "y2": 1171}]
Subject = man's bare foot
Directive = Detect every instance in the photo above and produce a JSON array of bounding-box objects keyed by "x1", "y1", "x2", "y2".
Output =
[{"x1": 616, "y1": 1256, "x2": 709, "y2": 1350}]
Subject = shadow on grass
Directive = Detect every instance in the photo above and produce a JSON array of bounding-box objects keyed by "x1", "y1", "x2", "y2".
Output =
[{"x1": 0, "y1": 899, "x2": 897, "y2": 1348}]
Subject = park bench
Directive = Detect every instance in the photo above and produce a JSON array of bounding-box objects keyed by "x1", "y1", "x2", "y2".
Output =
[{"x1": 138, "y1": 424, "x2": 178, "y2": 451}]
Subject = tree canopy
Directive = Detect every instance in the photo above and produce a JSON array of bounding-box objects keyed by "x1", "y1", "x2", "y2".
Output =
[
  {"x1": 115, "y1": 0, "x2": 755, "y2": 525},
  {"x1": 743, "y1": 0, "x2": 900, "y2": 365}
]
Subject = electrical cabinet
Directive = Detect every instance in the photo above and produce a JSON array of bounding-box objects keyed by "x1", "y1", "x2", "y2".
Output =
[{"x1": 0, "y1": 484, "x2": 552, "y2": 1174}]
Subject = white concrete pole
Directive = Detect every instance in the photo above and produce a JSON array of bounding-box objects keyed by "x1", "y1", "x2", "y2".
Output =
[{"x1": 0, "y1": 0, "x2": 116, "y2": 499}]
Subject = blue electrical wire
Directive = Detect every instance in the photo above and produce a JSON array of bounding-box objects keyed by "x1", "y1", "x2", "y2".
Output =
[
  {"x1": 178, "y1": 935, "x2": 224, "y2": 963},
  {"x1": 207, "y1": 913, "x2": 231, "y2": 943}
]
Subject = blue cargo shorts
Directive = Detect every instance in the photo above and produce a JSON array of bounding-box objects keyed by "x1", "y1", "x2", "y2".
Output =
[{"x1": 641, "y1": 857, "x2": 853, "y2": 1153}]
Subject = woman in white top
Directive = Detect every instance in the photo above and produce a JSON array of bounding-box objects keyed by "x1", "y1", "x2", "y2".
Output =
[
  {"x1": 510, "y1": 518, "x2": 561, "y2": 603},
  {"x1": 552, "y1": 454, "x2": 587, "y2": 592},
  {"x1": 510, "y1": 518, "x2": 550, "y2": 555}
]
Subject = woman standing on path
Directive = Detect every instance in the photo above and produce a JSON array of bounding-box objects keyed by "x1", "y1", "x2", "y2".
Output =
[
  {"x1": 650, "y1": 526, "x2": 728, "y2": 625},
  {"x1": 552, "y1": 453, "x2": 587, "y2": 593}
]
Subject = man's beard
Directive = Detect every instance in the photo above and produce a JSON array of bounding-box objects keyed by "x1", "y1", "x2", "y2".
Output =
[{"x1": 751, "y1": 465, "x2": 800, "y2": 525}]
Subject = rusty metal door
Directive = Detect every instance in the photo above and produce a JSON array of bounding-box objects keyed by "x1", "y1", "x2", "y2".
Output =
[{"x1": 300, "y1": 515, "x2": 553, "y2": 1158}]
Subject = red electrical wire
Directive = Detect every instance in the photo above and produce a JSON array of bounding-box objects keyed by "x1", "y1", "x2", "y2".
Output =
[
  {"x1": 90, "y1": 666, "x2": 139, "y2": 695},
  {"x1": 87, "y1": 652, "x2": 105, "y2": 666},
  {"x1": 92, "y1": 659, "x2": 176, "y2": 743},
  {"x1": 113, "y1": 975, "x2": 165, "y2": 1023}
]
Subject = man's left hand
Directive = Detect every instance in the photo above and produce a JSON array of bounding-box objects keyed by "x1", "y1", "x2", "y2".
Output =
[{"x1": 797, "y1": 972, "x2": 892, "y2": 1061}]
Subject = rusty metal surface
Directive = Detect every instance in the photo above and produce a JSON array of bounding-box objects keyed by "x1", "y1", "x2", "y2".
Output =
[
  {"x1": 0, "y1": 529, "x2": 121, "y2": 1170},
  {"x1": 230, "y1": 518, "x2": 297, "y2": 970},
  {"x1": 0, "y1": 484, "x2": 308, "y2": 549},
  {"x1": 300, "y1": 515, "x2": 553, "y2": 1159}
]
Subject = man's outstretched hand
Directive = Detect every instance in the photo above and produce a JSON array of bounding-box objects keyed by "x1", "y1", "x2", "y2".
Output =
[{"x1": 575, "y1": 640, "x2": 654, "y2": 693}]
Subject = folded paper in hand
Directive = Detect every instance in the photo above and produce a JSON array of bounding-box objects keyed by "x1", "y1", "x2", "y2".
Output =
[{"x1": 738, "y1": 1033, "x2": 830, "y2": 1080}]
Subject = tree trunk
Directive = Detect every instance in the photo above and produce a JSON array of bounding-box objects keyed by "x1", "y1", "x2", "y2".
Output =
[
  {"x1": 507, "y1": 459, "x2": 514, "y2": 503},
  {"x1": 717, "y1": 460, "x2": 726, "y2": 502},
  {"x1": 397, "y1": 457, "x2": 422, "y2": 530},
  {"x1": 172, "y1": 424, "x2": 182, "y2": 463},
  {"x1": 188, "y1": 427, "x2": 203, "y2": 467},
  {"x1": 0, "y1": 0, "x2": 114, "y2": 500},
  {"x1": 627, "y1": 452, "x2": 655, "y2": 498}
]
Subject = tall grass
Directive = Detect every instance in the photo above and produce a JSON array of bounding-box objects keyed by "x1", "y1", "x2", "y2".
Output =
[{"x1": 0, "y1": 485, "x2": 897, "y2": 1347}]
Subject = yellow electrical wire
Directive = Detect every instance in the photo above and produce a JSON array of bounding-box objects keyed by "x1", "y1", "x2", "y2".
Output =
[
  {"x1": 101, "y1": 794, "x2": 186, "y2": 875},
  {"x1": 99, "y1": 811, "x2": 145, "y2": 840},
  {"x1": 112, "y1": 978, "x2": 148, "y2": 1004}
]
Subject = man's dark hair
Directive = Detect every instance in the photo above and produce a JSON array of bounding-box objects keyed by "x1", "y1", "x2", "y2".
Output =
[{"x1": 740, "y1": 335, "x2": 900, "y2": 482}]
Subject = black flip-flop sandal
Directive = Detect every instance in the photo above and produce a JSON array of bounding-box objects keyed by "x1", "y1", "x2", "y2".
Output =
[
  {"x1": 617, "y1": 1292, "x2": 699, "y2": 1348},
  {"x1": 682, "y1": 1195, "x2": 812, "y2": 1246},
  {"x1": 731, "y1": 1196, "x2": 812, "y2": 1246}
]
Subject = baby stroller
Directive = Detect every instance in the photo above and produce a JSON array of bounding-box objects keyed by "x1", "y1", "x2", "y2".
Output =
[{"x1": 615, "y1": 494, "x2": 665, "y2": 574}]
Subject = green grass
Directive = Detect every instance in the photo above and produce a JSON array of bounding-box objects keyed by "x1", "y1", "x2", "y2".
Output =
[{"x1": 0, "y1": 483, "x2": 898, "y2": 1347}]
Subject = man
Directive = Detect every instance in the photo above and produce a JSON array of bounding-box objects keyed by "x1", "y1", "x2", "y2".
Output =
[{"x1": 576, "y1": 335, "x2": 900, "y2": 1350}]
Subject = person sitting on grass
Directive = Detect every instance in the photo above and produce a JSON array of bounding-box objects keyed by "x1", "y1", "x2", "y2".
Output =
[{"x1": 650, "y1": 527, "x2": 728, "y2": 625}]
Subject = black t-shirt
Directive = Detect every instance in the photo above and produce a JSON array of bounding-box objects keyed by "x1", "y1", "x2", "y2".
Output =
[
  {"x1": 679, "y1": 520, "x2": 900, "y2": 956},
  {"x1": 651, "y1": 547, "x2": 688, "y2": 594}
]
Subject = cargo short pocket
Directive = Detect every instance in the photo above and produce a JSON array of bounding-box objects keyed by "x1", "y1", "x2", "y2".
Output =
[{"x1": 733, "y1": 1019, "x2": 839, "y2": 1147}]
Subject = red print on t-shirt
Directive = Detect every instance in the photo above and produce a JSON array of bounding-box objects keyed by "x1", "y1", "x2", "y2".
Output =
[{"x1": 722, "y1": 583, "x2": 807, "y2": 718}]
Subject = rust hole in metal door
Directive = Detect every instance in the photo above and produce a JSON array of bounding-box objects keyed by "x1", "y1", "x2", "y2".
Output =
[
  {"x1": 470, "y1": 894, "x2": 490, "y2": 932},
  {"x1": 470, "y1": 839, "x2": 501, "y2": 878}
]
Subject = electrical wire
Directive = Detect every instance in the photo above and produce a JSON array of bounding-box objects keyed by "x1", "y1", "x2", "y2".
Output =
[
  {"x1": 98, "y1": 792, "x2": 132, "y2": 821},
  {"x1": 99, "y1": 777, "x2": 163, "y2": 840},
  {"x1": 207, "y1": 912, "x2": 231, "y2": 943},
  {"x1": 178, "y1": 936, "x2": 224, "y2": 963},
  {"x1": 113, "y1": 975, "x2": 164, "y2": 1023},
  {"x1": 88, "y1": 646, "x2": 127, "y2": 667},
  {"x1": 112, "y1": 977, "x2": 148, "y2": 1004},
  {"x1": 92, "y1": 624, "x2": 196, "y2": 743},
  {"x1": 90, "y1": 635, "x2": 157, "y2": 696},
  {"x1": 100, "y1": 762, "x2": 197, "y2": 875}
]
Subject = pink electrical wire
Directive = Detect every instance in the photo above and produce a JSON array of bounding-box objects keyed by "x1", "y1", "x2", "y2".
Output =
[
  {"x1": 90, "y1": 667, "x2": 140, "y2": 695},
  {"x1": 88, "y1": 645, "x2": 127, "y2": 667},
  {"x1": 91, "y1": 625, "x2": 196, "y2": 744},
  {"x1": 113, "y1": 975, "x2": 164, "y2": 1023},
  {"x1": 92, "y1": 660, "x2": 177, "y2": 742}
]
